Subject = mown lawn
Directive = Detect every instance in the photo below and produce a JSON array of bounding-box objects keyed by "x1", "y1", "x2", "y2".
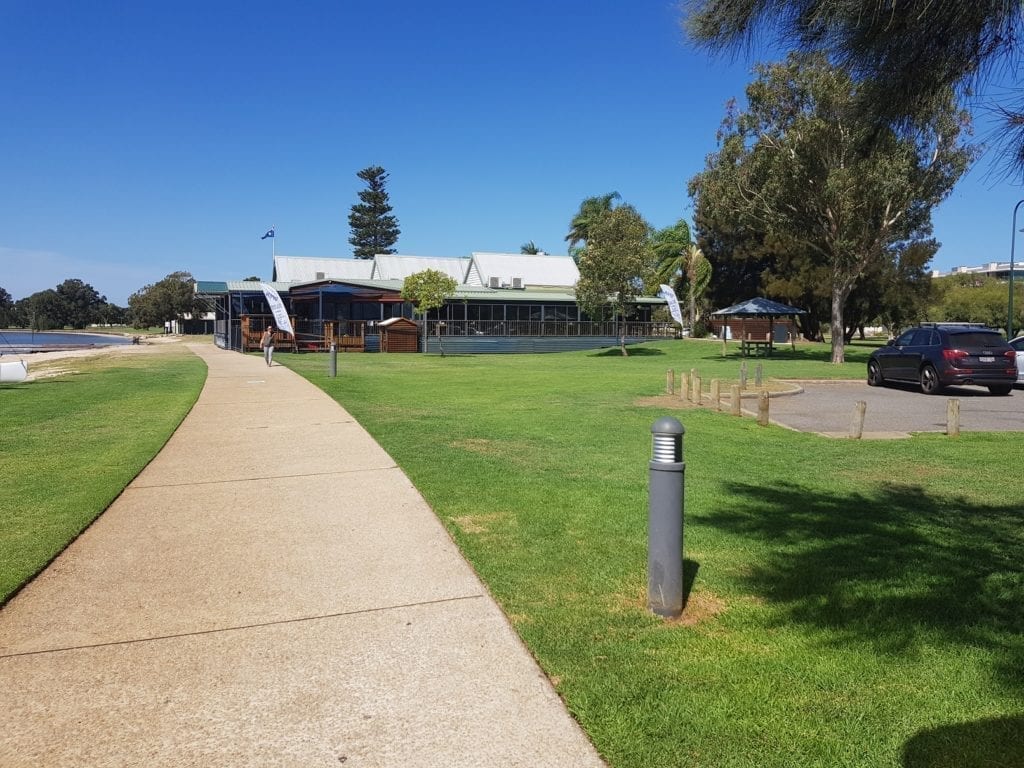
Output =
[
  {"x1": 0, "y1": 346, "x2": 206, "y2": 604},
  {"x1": 283, "y1": 338, "x2": 1024, "y2": 768}
]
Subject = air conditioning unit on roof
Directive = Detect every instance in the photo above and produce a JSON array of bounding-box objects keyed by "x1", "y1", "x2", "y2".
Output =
[
  {"x1": 488, "y1": 276, "x2": 501, "y2": 288},
  {"x1": 512, "y1": 277, "x2": 523, "y2": 289}
]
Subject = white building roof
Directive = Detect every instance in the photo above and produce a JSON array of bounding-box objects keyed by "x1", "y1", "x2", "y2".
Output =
[
  {"x1": 371, "y1": 254, "x2": 470, "y2": 282},
  {"x1": 272, "y1": 256, "x2": 374, "y2": 282},
  {"x1": 465, "y1": 252, "x2": 579, "y2": 288}
]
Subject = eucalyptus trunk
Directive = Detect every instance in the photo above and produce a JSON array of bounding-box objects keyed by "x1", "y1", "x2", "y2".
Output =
[{"x1": 830, "y1": 280, "x2": 854, "y2": 364}]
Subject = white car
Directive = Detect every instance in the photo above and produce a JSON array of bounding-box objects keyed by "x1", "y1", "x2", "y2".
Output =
[{"x1": 1011, "y1": 336, "x2": 1024, "y2": 385}]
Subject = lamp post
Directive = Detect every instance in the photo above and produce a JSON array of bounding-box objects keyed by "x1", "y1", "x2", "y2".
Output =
[{"x1": 1010, "y1": 200, "x2": 1024, "y2": 339}]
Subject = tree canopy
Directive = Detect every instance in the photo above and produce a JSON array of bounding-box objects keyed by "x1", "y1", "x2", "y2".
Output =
[
  {"x1": 0, "y1": 286, "x2": 15, "y2": 327},
  {"x1": 688, "y1": 52, "x2": 973, "y2": 362},
  {"x1": 566, "y1": 192, "x2": 621, "y2": 261},
  {"x1": 401, "y1": 269, "x2": 458, "y2": 356},
  {"x1": 685, "y1": 0, "x2": 1024, "y2": 173},
  {"x1": 348, "y1": 166, "x2": 400, "y2": 260},
  {"x1": 575, "y1": 205, "x2": 655, "y2": 356},
  {"x1": 128, "y1": 272, "x2": 201, "y2": 328},
  {"x1": 929, "y1": 273, "x2": 1024, "y2": 330},
  {"x1": 651, "y1": 219, "x2": 693, "y2": 289}
]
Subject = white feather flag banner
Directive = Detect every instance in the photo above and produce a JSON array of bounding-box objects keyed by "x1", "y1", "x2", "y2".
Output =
[
  {"x1": 658, "y1": 284, "x2": 684, "y2": 326},
  {"x1": 260, "y1": 283, "x2": 295, "y2": 337}
]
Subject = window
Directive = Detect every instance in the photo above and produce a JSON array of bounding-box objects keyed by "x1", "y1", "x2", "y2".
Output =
[
  {"x1": 895, "y1": 330, "x2": 916, "y2": 346},
  {"x1": 909, "y1": 329, "x2": 935, "y2": 345}
]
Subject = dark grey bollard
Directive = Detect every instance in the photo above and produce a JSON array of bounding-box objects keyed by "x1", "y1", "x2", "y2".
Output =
[
  {"x1": 329, "y1": 343, "x2": 337, "y2": 378},
  {"x1": 648, "y1": 417, "x2": 685, "y2": 618}
]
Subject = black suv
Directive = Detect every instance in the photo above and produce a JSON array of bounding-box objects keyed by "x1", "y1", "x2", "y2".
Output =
[{"x1": 867, "y1": 323, "x2": 1017, "y2": 395}]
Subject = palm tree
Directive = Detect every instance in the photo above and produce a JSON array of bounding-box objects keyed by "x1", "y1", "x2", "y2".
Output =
[
  {"x1": 685, "y1": 244, "x2": 712, "y2": 330},
  {"x1": 565, "y1": 192, "x2": 621, "y2": 258},
  {"x1": 652, "y1": 220, "x2": 693, "y2": 289},
  {"x1": 520, "y1": 241, "x2": 542, "y2": 254}
]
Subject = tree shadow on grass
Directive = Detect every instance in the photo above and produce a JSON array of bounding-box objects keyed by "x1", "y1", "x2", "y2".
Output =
[
  {"x1": 702, "y1": 480, "x2": 1024, "y2": 691},
  {"x1": 902, "y1": 715, "x2": 1024, "y2": 767},
  {"x1": 590, "y1": 347, "x2": 666, "y2": 357}
]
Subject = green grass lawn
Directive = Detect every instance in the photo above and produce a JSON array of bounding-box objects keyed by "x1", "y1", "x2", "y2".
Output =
[
  {"x1": 283, "y1": 338, "x2": 1024, "y2": 768},
  {"x1": 0, "y1": 346, "x2": 206, "y2": 604}
]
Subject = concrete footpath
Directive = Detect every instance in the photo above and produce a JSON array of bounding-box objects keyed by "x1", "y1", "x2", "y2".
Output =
[{"x1": 0, "y1": 344, "x2": 605, "y2": 767}]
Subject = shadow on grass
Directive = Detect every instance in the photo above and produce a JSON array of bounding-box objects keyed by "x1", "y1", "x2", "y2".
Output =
[
  {"x1": 902, "y1": 715, "x2": 1024, "y2": 767},
  {"x1": 591, "y1": 347, "x2": 666, "y2": 357},
  {"x1": 682, "y1": 558, "x2": 699, "y2": 610},
  {"x1": 702, "y1": 480, "x2": 1024, "y2": 690}
]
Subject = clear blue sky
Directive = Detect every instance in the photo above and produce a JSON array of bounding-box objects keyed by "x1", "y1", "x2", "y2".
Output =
[{"x1": 2, "y1": 0, "x2": 1021, "y2": 305}]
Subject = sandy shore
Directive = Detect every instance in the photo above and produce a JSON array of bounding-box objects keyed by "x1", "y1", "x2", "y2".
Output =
[{"x1": 4, "y1": 335, "x2": 190, "y2": 381}]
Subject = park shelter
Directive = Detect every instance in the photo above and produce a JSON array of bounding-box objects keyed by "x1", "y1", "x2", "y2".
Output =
[{"x1": 711, "y1": 297, "x2": 807, "y2": 353}]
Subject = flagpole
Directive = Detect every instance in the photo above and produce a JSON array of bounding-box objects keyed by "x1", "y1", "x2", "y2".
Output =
[{"x1": 272, "y1": 224, "x2": 276, "y2": 260}]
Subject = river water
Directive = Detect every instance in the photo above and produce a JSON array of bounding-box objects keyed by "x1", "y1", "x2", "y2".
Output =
[{"x1": 0, "y1": 330, "x2": 133, "y2": 354}]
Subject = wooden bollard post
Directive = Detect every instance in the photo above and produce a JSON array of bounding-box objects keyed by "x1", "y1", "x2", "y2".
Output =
[
  {"x1": 757, "y1": 390, "x2": 770, "y2": 426},
  {"x1": 678, "y1": 371, "x2": 688, "y2": 401},
  {"x1": 666, "y1": 369, "x2": 675, "y2": 395},
  {"x1": 850, "y1": 400, "x2": 866, "y2": 439},
  {"x1": 755, "y1": 362, "x2": 763, "y2": 387},
  {"x1": 947, "y1": 398, "x2": 960, "y2": 437},
  {"x1": 739, "y1": 361, "x2": 748, "y2": 390},
  {"x1": 689, "y1": 369, "x2": 699, "y2": 402},
  {"x1": 710, "y1": 379, "x2": 721, "y2": 411},
  {"x1": 721, "y1": 337, "x2": 727, "y2": 357},
  {"x1": 693, "y1": 373, "x2": 702, "y2": 405},
  {"x1": 730, "y1": 384, "x2": 742, "y2": 416}
]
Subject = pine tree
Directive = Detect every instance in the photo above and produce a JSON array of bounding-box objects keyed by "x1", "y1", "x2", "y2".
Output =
[{"x1": 347, "y1": 166, "x2": 400, "y2": 259}]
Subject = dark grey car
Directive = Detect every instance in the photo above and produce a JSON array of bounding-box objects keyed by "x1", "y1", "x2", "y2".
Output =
[{"x1": 867, "y1": 324, "x2": 1017, "y2": 395}]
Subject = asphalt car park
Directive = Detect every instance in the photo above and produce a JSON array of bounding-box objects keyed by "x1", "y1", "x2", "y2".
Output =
[{"x1": 761, "y1": 380, "x2": 1024, "y2": 436}]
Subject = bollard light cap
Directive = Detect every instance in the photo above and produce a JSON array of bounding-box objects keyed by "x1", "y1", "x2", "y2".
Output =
[{"x1": 651, "y1": 416, "x2": 685, "y2": 436}]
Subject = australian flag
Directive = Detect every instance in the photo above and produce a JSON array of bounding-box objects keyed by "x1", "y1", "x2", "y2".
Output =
[{"x1": 261, "y1": 228, "x2": 275, "y2": 240}]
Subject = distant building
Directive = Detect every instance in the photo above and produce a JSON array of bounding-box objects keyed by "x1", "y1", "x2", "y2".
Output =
[
  {"x1": 196, "y1": 252, "x2": 671, "y2": 354},
  {"x1": 931, "y1": 261, "x2": 1022, "y2": 280}
]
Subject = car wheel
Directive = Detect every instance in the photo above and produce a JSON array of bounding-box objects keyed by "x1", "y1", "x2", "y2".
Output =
[
  {"x1": 867, "y1": 361, "x2": 883, "y2": 387},
  {"x1": 920, "y1": 364, "x2": 941, "y2": 395},
  {"x1": 988, "y1": 384, "x2": 1012, "y2": 396}
]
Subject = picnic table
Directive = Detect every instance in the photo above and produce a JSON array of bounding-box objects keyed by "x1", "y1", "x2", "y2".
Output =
[{"x1": 740, "y1": 335, "x2": 773, "y2": 357}]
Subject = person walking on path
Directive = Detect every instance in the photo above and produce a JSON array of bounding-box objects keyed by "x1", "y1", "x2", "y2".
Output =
[{"x1": 260, "y1": 324, "x2": 275, "y2": 366}]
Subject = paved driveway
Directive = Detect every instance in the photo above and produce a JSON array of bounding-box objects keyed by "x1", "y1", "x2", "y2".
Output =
[{"x1": 763, "y1": 380, "x2": 1024, "y2": 436}]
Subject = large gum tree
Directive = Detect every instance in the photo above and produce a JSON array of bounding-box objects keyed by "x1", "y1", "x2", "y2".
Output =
[{"x1": 689, "y1": 52, "x2": 974, "y2": 363}]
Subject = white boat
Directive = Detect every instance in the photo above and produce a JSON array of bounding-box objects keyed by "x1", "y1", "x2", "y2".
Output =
[{"x1": 0, "y1": 360, "x2": 28, "y2": 383}]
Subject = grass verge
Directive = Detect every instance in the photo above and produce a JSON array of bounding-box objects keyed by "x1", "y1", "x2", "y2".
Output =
[
  {"x1": 0, "y1": 345, "x2": 206, "y2": 604},
  {"x1": 283, "y1": 339, "x2": 1024, "y2": 768}
]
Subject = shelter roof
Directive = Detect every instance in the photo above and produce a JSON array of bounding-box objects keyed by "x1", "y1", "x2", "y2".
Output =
[{"x1": 712, "y1": 297, "x2": 807, "y2": 316}]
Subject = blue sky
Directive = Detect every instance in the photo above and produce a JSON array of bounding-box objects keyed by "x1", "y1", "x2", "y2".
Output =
[{"x1": 2, "y1": 1, "x2": 1021, "y2": 305}]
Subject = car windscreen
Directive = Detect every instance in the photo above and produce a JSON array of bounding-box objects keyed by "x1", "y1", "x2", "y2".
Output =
[{"x1": 947, "y1": 332, "x2": 1007, "y2": 348}]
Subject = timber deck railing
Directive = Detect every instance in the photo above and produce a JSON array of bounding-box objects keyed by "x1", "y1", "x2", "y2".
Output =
[{"x1": 228, "y1": 317, "x2": 676, "y2": 353}]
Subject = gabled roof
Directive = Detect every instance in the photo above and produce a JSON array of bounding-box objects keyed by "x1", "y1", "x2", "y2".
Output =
[
  {"x1": 370, "y1": 254, "x2": 470, "y2": 282},
  {"x1": 465, "y1": 252, "x2": 579, "y2": 288},
  {"x1": 272, "y1": 255, "x2": 374, "y2": 282},
  {"x1": 712, "y1": 297, "x2": 808, "y2": 316}
]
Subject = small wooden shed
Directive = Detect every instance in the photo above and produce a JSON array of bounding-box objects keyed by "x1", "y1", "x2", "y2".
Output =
[{"x1": 379, "y1": 317, "x2": 420, "y2": 352}]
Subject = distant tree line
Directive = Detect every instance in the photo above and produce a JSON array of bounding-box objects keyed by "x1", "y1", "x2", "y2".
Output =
[
  {"x1": 0, "y1": 279, "x2": 126, "y2": 330},
  {"x1": 1, "y1": 271, "x2": 206, "y2": 331}
]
